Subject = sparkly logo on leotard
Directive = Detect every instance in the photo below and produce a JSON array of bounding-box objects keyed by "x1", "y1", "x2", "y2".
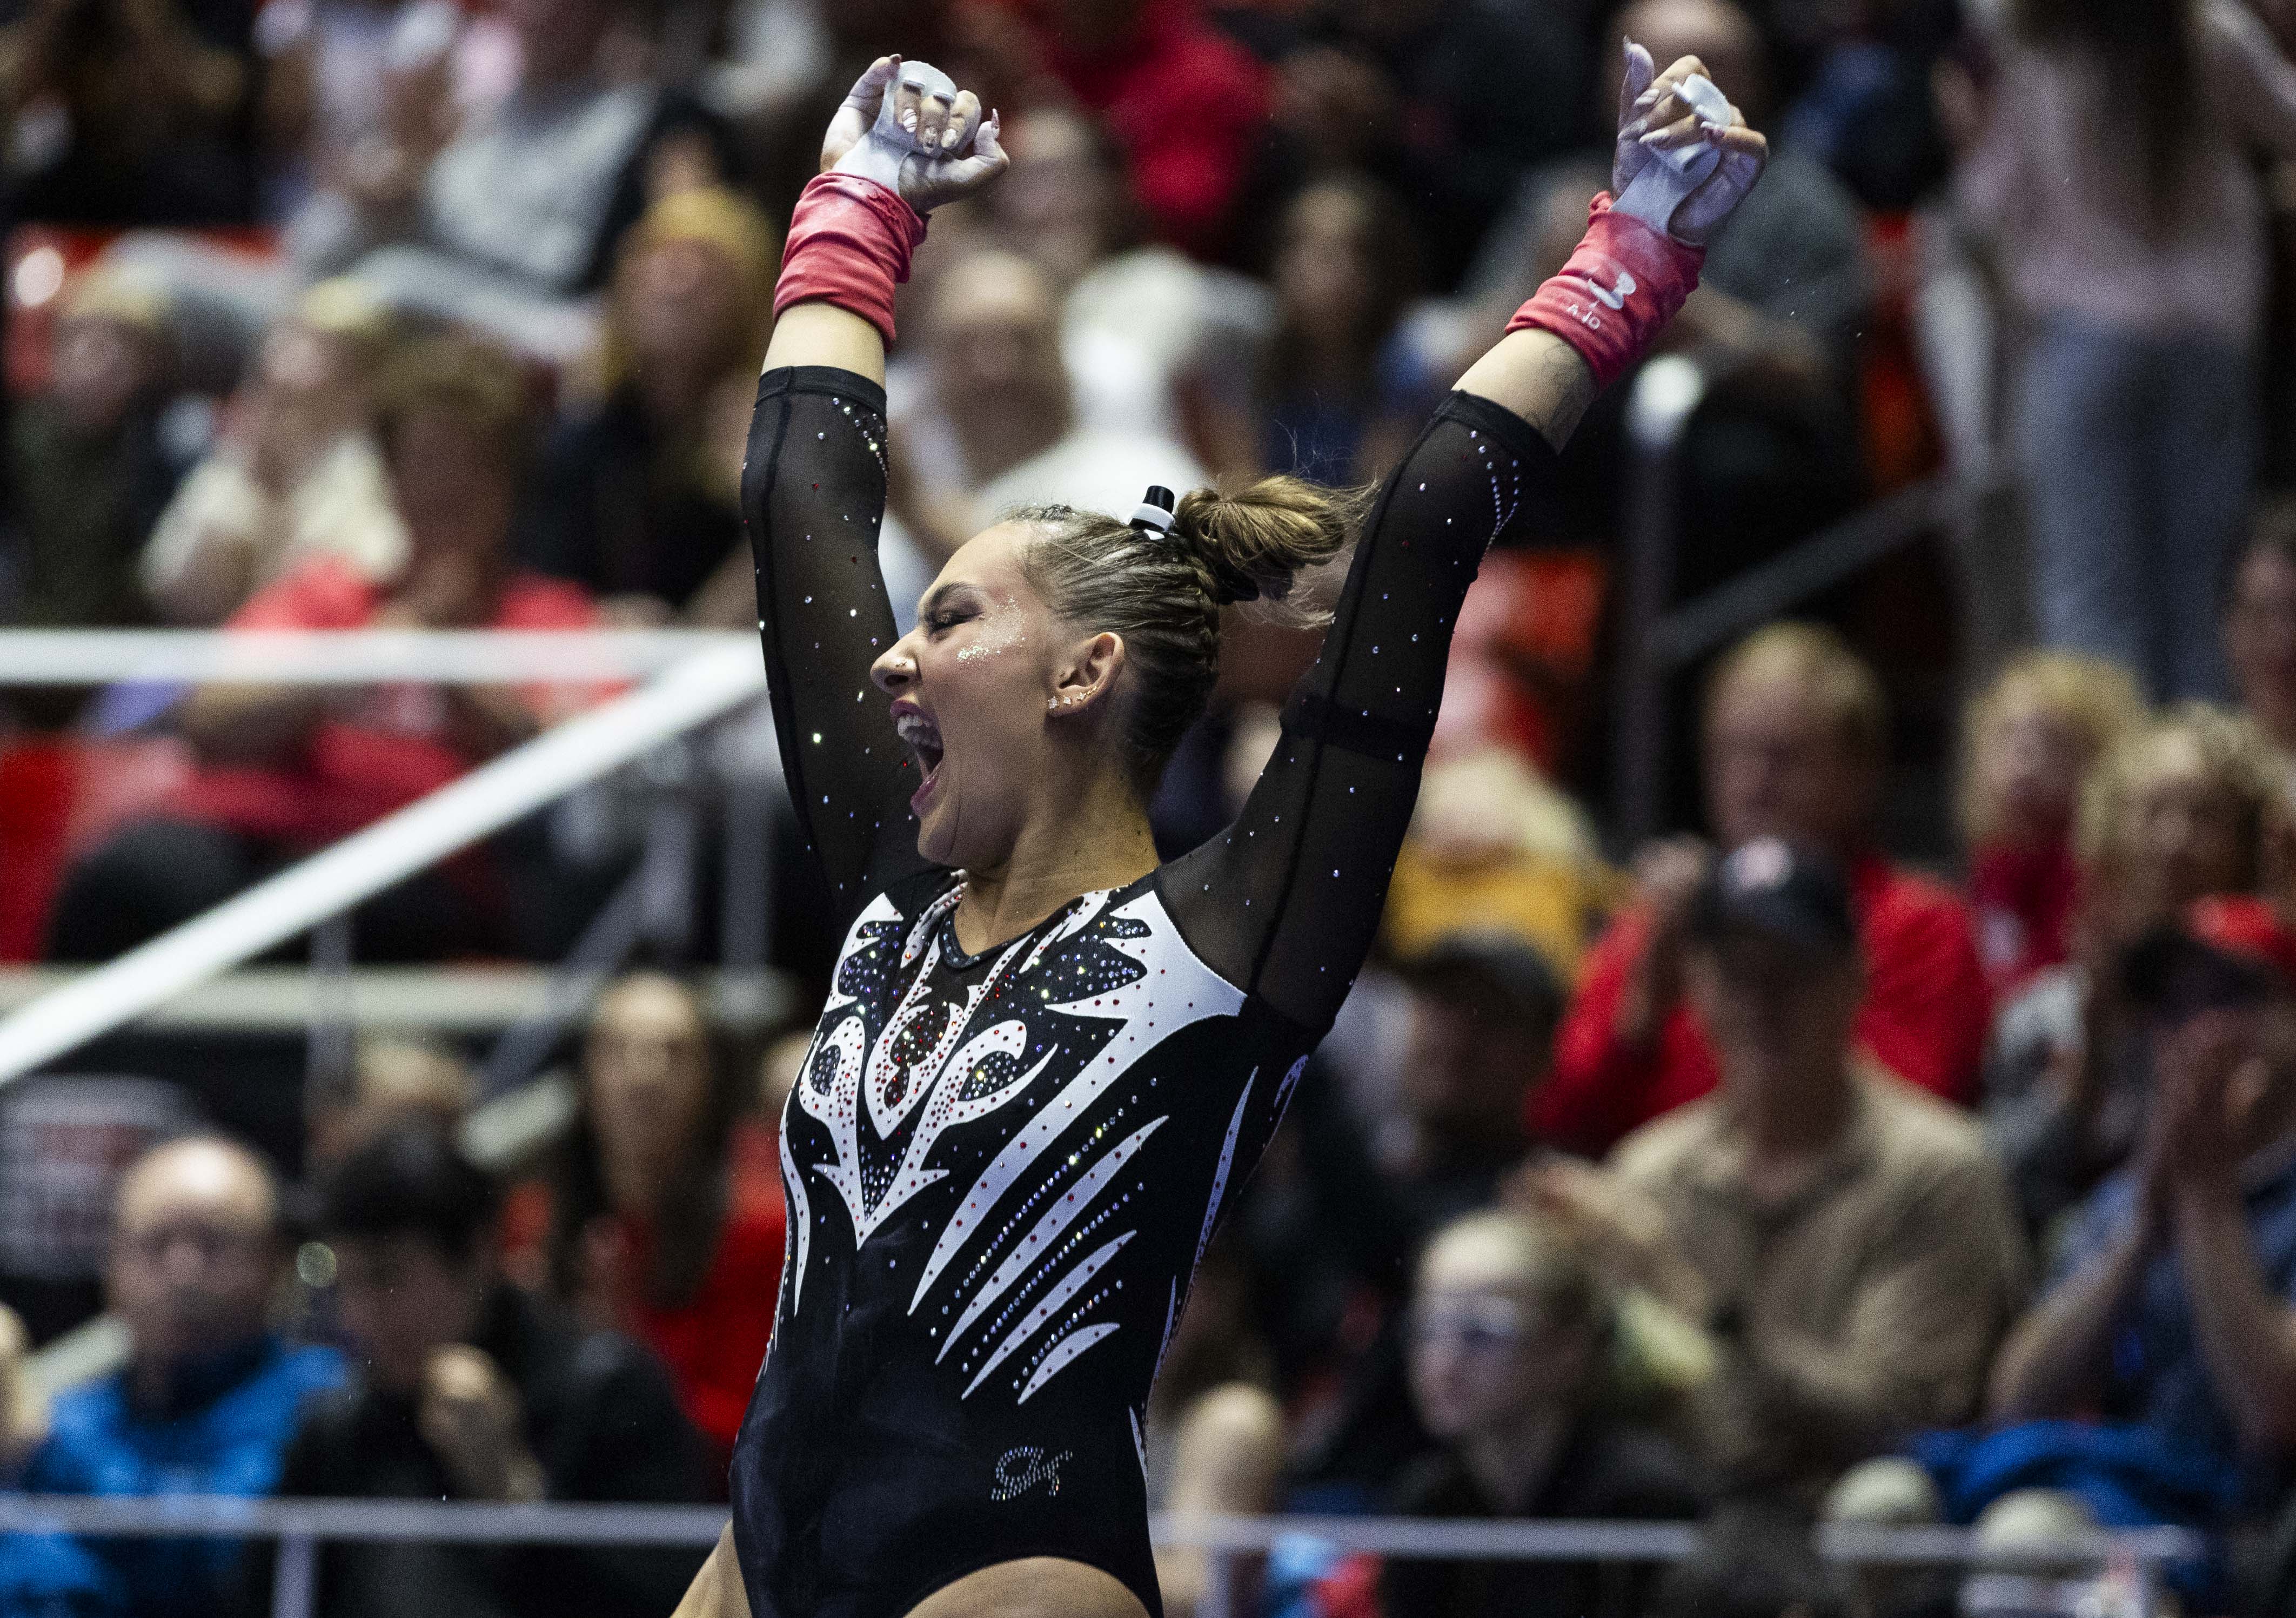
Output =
[{"x1": 989, "y1": 1445, "x2": 1074, "y2": 1500}]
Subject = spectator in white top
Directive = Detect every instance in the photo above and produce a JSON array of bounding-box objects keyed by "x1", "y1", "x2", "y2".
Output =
[
  {"x1": 889, "y1": 247, "x2": 1207, "y2": 565},
  {"x1": 142, "y1": 279, "x2": 405, "y2": 624}
]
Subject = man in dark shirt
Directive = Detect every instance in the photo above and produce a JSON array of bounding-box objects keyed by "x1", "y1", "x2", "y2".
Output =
[{"x1": 252, "y1": 1126, "x2": 711, "y2": 1618}]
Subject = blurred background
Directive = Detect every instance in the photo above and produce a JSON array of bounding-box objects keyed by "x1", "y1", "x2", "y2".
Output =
[{"x1": 1, "y1": 0, "x2": 2296, "y2": 1611}]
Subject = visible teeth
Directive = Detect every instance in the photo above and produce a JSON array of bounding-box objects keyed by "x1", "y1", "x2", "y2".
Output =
[{"x1": 894, "y1": 713, "x2": 941, "y2": 748}]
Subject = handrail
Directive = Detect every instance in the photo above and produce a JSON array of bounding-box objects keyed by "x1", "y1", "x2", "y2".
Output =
[
  {"x1": 0, "y1": 642, "x2": 768, "y2": 1090},
  {"x1": 0, "y1": 1495, "x2": 2209, "y2": 1566},
  {"x1": 0, "y1": 628, "x2": 748, "y2": 684}
]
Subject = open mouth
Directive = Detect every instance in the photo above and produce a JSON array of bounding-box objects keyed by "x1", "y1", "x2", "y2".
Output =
[{"x1": 895, "y1": 710, "x2": 945, "y2": 808}]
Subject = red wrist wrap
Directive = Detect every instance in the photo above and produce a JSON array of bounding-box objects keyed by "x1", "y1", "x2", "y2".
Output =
[
  {"x1": 773, "y1": 172, "x2": 928, "y2": 345},
  {"x1": 1504, "y1": 192, "x2": 1704, "y2": 391}
]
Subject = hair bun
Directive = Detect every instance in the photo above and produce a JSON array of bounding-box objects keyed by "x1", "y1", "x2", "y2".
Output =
[
  {"x1": 1172, "y1": 478, "x2": 1363, "y2": 620},
  {"x1": 1193, "y1": 543, "x2": 1264, "y2": 607}
]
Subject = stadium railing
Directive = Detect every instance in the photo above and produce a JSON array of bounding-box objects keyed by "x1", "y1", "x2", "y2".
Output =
[
  {"x1": 0, "y1": 629, "x2": 779, "y2": 1091},
  {"x1": 0, "y1": 1495, "x2": 2208, "y2": 1618}
]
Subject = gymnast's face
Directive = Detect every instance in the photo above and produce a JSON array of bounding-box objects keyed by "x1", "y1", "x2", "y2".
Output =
[{"x1": 872, "y1": 522, "x2": 1107, "y2": 870}]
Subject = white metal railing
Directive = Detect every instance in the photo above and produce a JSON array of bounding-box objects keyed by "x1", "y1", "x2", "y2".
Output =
[
  {"x1": 0, "y1": 630, "x2": 772, "y2": 1089},
  {"x1": 0, "y1": 1493, "x2": 2212, "y2": 1559},
  {"x1": 0, "y1": 628, "x2": 746, "y2": 684},
  {"x1": 0, "y1": 1495, "x2": 2208, "y2": 1618}
]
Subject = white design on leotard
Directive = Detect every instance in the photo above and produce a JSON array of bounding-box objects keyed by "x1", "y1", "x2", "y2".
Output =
[
  {"x1": 1195, "y1": 1067, "x2": 1257, "y2": 1272},
  {"x1": 964, "y1": 1231, "x2": 1135, "y2": 1398},
  {"x1": 934, "y1": 1113, "x2": 1168, "y2": 1360},
  {"x1": 1020, "y1": 1321, "x2": 1122, "y2": 1404},
  {"x1": 780, "y1": 1104, "x2": 812, "y2": 1313},
  {"x1": 1275, "y1": 1055, "x2": 1309, "y2": 1115},
  {"x1": 912, "y1": 892, "x2": 1243, "y2": 1310}
]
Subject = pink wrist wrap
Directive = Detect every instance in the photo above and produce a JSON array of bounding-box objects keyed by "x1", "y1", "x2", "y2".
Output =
[
  {"x1": 773, "y1": 172, "x2": 928, "y2": 345},
  {"x1": 1504, "y1": 192, "x2": 1705, "y2": 391}
]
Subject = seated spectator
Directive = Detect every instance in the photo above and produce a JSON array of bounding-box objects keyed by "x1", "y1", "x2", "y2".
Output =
[
  {"x1": 1382, "y1": 748, "x2": 1621, "y2": 985},
  {"x1": 0, "y1": 1138, "x2": 344, "y2": 1618},
  {"x1": 1382, "y1": 1209, "x2": 1705, "y2": 1618},
  {"x1": 141, "y1": 279, "x2": 405, "y2": 625},
  {"x1": 1463, "y1": 0, "x2": 1870, "y2": 398},
  {"x1": 1986, "y1": 705, "x2": 2279, "y2": 1240},
  {"x1": 1194, "y1": 174, "x2": 1423, "y2": 486},
  {"x1": 1930, "y1": 896, "x2": 2296, "y2": 1538},
  {"x1": 296, "y1": 0, "x2": 733, "y2": 358},
  {"x1": 990, "y1": 105, "x2": 1271, "y2": 448},
  {"x1": 967, "y1": 0, "x2": 1268, "y2": 258},
  {"x1": 1527, "y1": 839, "x2": 2028, "y2": 1497},
  {"x1": 1246, "y1": 931, "x2": 1568, "y2": 1494},
  {"x1": 524, "y1": 973, "x2": 782, "y2": 1463},
  {"x1": 0, "y1": 1304, "x2": 45, "y2": 1478},
  {"x1": 1146, "y1": 1235, "x2": 1281, "y2": 1618},
  {"x1": 48, "y1": 335, "x2": 606, "y2": 963},
  {"x1": 517, "y1": 187, "x2": 777, "y2": 627},
  {"x1": 1387, "y1": 935, "x2": 1566, "y2": 1229},
  {"x1": 1255, "y1": 0, "x2": 1587, "y2": 292},
  {"x1": 890, "y1": 249, "x2": 1207, "y2": 562},
  {"x1": 259, "y1": 1126, "x2": 709, "y2": 1618},
  {"x1": 306, "y1": 1034, "x2": 478, "y2": 1169},
  {"x1": 2226, "y1": 499, "x2": 2296, "y2": 756},
  {"x1": 4, "y1": 270, "x2": 187, "y2": 636},
  {"x1": 0, "y1": 0, "x2": 255, "y2": 225},
  {"x1": 1962, "y1": 652, "x2": 2146, "y2": 996},
  {"x1": 1537, "y1": 624, "x2": 1991, "y2": 1158},
  {"x1": 258, "y1": 0, "x2": 466, "y2": 230}
]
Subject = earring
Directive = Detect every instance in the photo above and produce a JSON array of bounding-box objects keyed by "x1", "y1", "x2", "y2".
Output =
[{"x1": 1047, "y1": 697, "x2": 1060, "y2": 711}]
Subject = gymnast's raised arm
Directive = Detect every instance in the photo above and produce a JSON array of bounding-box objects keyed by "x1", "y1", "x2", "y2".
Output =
[
  {"x1": 1162, "y1": 46, "x2": 1766, "y2": 1033},
  {"x1": 739, "y1": 58, "x2": 1007, "y2": 919}
]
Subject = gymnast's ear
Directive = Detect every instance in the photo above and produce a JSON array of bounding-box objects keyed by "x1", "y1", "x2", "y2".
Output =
[{"x1": 1048, "y1": 630, "x2": 1127, "y2": 717}]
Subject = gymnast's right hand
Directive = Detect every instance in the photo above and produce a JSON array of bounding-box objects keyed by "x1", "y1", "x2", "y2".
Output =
[{"x1": 820, "y1": 54, "x2": 1008, "y2": 216}]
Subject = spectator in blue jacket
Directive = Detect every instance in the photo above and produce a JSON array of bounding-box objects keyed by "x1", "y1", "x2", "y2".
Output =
[{"x1": 0, "y1": 1136, "x2": 342, "y2": 1618}]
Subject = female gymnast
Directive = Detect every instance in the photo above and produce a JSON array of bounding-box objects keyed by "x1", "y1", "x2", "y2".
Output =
[{"x1": 673, "y1": 45, "x2": 1766, "y2": 1618}]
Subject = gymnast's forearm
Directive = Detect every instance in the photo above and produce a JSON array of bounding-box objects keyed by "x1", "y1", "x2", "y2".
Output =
[{"x1": 1455, "y1": 328, "x2": 1601, "y2": 452}]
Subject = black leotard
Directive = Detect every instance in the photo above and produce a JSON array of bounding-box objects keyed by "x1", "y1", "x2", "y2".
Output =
[{"x1": 731, "y1": 364, "x2": 1558, "y2": 1618}]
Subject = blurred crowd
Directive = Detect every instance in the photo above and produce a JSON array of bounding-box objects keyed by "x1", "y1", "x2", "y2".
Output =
[{"x1": 2, "y1": 0, "x2": 2296, "y2": 1612}]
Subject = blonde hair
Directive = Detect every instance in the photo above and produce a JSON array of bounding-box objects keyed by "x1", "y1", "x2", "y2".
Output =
[
  {"x1": 2074, "y1": 702, "x2": 2280, "y2": 877},
  {"x1": 1959, "y1": 652, "x2": 2146, "y2": 846},
  {"x1": 374, "y1": 335, "x2": 534, "y2": 471},
  {"x1": 291, "y1": 277, "x2": 396, "y2": 376},
  {"x1": 1419, "y1": 1207, "x2": 1603, "y2": 1328},
  {"x1": 1015, "y1": 476, "x2": 1365, "y2": 790},
  {"x1": 1705, "y1": 621, "x2": 1887, "y2": 763},
  {"x1": 61, "y1": 264, "x2": 169, "y2": 334},
  {"x1": 596, "y1": 187, "x2": 779, "y2": 397}
]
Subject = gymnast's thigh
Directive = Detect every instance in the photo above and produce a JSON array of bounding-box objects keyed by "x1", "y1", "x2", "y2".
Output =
[{"x1": 900, "y1": 1557, "x2": 1151, "y2": 1618}]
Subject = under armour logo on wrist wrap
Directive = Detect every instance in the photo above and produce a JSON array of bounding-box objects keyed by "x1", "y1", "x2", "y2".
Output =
[{"x1": 1504, "y1": 192, "x2": 1703, "y2": 391}]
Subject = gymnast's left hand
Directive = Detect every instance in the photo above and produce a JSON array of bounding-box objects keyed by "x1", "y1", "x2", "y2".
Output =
[{"x1": 820, "y1": 54, "x2": 1009, "y2": 215}]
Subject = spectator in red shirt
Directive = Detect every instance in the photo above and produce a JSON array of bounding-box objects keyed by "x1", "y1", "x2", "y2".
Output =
[
  {"x1": 1960, "y1": 652, "x2": 2146, "y2": 997},
  {"x1": 48, "y1": 335, "x2": 605, "y2": 963},
  {"x1": 1534, "y1": 623, "x2": 1991, "y2": 1158},
  {"x1": 532, "y1": 972, "x2": 784, "y2": 1465},
  {"x1": 971, "y1": 0, "x2": 1269, "y2": 258}
]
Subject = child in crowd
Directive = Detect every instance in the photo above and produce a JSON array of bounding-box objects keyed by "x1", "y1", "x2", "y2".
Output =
[{"x1": 1961, "y1": 652, "x2": 2145, "y2": 996}]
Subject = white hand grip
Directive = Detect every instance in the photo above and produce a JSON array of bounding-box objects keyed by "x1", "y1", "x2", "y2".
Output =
[
  {"x1": 833, "y1": 59, "x2": 960, "y2": 193},
  {"x1": 1611, "y1": 71, "x2": 1731, "y2": 238}
]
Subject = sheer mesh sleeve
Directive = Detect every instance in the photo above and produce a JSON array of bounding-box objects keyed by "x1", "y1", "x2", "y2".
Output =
[
  {"x1": 1161, "y1": 391, "x2": 1561, "y2": 1032},
  {"x1": 744, "y1": 365, "x2": 938, "y2": 922}
]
